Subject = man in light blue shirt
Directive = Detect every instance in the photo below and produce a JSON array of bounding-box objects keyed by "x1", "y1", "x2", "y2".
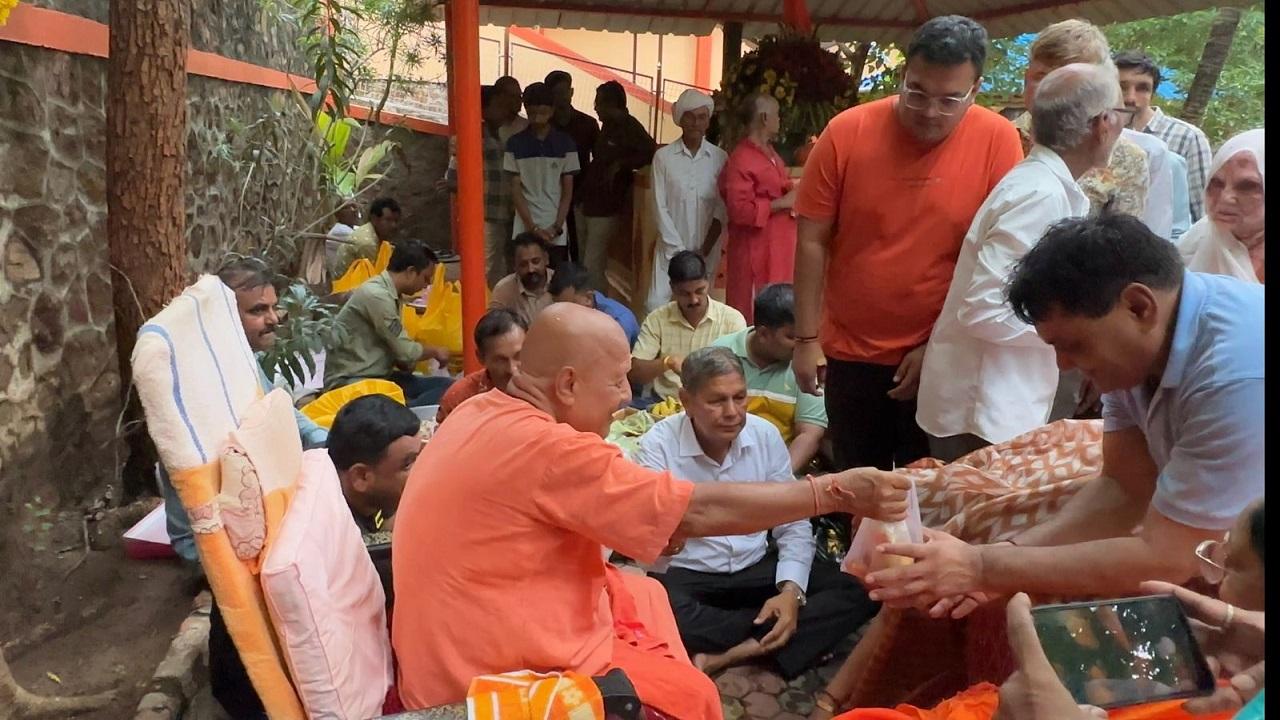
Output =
[
  {"x1": 637, "y1": 347, "x2": 876, "y2": 677},
  {"x1": 549, "y1": 261, "x2": 640, "y2": 347},
  {"x1": 862, "y1": 213, "x2": 1264, "y2": 617},
  {"x1": 161, "y1": 257, "x2": 329, "y2": 563}
]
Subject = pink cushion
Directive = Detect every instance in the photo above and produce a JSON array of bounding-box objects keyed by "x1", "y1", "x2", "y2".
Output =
[{"x1": 261, "y1": 449, "x2": 393, "y2": 719}]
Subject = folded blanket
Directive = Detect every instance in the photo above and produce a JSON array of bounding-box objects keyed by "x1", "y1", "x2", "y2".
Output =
[{"x1": 467, "y1": 670, "x2": 604, "y2": 720}]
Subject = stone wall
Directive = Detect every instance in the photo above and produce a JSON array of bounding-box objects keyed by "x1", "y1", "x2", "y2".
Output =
[{"x1": 0, "y1": 1, "x2": 451, "y2": 512}]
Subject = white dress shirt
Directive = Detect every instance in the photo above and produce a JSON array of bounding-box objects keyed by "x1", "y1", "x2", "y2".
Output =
[
  {"x1": 647, "y1": 138, "x2": 728, "y2": 313},
  {"x1": 1123, "y1": 128, "x2": 1175, "y2": 240},
  {"x1": 637, "y1": 412, "x2": 814, "y2": 591},
  {"x1": 917, "y1": 146, "x2": 1090, "y2": 444}
]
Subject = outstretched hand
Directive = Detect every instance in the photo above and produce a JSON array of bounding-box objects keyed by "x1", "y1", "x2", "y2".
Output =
[
  {"x1": 755, "y1": 586, "x2": 801, "y2": 653},
  {"x1": 865, "y1": 528, "x2": 984, "y2": 609}
]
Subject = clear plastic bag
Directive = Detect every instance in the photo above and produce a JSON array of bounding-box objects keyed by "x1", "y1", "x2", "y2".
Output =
[{"x1": 841, "y1": 479, "x2": 924, "y2": 580}]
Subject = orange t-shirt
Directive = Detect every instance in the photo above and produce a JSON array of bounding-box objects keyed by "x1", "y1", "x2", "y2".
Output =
[
  {"x1": 391, "y1": 390, "x2": 695, "y2": 709},
  {"x1": 435, "y1": 369, "x2": 493, "y2": 424},
  {"x1": 795, "y1": 97, "x2": 1024, "y2": 366}
]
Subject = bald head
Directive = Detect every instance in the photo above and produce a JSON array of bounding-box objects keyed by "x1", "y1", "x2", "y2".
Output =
[
  {"x1": 521, "y1": 303, "x2": 629, "y2": 377},
  {"x1": 509, "y1": 303, "x2": 633, "y2": 436},
  {"x1": 1031, "y1": 61, "x2": 1121, "y2": 154}
]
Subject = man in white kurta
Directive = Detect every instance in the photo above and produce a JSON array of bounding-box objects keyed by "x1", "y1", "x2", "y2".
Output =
[
  {"x1": 916, "y1": 63, "x2": 1127, "y2": 461},
  {"x1": 647, "y1": 90, "x2": 728, "y2": 314}
]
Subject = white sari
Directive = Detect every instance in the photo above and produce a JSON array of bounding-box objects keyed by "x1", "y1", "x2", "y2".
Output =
[{"x1": 1178, "y1": 128, "x2": 1265, "y2": 283}]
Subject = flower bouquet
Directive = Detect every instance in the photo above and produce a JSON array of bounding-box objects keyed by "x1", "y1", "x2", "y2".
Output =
[{"x1": 715, "y1": 32, "x2": 857, "y2": 164}]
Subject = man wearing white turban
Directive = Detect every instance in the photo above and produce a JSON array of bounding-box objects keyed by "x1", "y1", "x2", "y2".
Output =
[
  {"x1": 646, "y1": 89, "x2": 728, "y2": 313},
  {"x1": 1178, "y1": 128, "x2": 1264, "y2": 283}
]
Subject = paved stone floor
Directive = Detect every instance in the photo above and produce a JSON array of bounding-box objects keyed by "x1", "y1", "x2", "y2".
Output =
[{"x1": 714, "y1": 631, "x2": 855, "y2": 720}]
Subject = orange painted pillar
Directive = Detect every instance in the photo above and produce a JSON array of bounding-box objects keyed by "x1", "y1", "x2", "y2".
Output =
[{"x1": 448, "y1": 0, "x2": 486, "y2": 374}]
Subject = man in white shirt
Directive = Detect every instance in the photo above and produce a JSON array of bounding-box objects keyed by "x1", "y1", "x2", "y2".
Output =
[
  {"x1": 647, "y1": 89, "x2": 728, "y2": 314},
  {"x1": 917, "y1": 62, "x2": 1126, "y2": 461},
  {"x1": 1114, "y1": 50, "x2": 1213, "y2": 222},
  {"x1": 638, "y1": 346, "x2": 878, "y2": 677}
]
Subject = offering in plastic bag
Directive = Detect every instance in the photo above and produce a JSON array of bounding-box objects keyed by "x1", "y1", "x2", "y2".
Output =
[{"x1": 841, "y1": 479, "x2": 923, "y2": 581}]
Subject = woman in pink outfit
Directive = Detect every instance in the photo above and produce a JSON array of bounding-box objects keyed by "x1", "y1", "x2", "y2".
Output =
[{"x1": 719, "y1": 93, "x2": 798, "y2": 324}]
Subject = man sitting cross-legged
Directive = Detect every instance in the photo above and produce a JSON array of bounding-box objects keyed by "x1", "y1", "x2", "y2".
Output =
[
  {"x1": 324, "y1": 240, "x2": 454, "y2": 407},
  {"x1": 638, "y1": 346, "x2": 877, "y2": 677},
  {"x1": 712, "y1": 283, "x2": 827, "y2": 473},
  {"x1": 328, "y1": 394, "x2": 423, "y2": 606},
  {"x1": 436, "y1": 308, "x2": 527, "y2": 425}
]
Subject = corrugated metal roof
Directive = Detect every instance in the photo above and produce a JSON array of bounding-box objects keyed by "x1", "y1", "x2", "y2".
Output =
[{"x1": 479, "y1": 0, "x2": 1249, "y2": 43}]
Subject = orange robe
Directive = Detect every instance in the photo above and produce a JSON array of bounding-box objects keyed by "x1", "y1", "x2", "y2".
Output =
[{"x1": 391, "y1": 389, "x2": 721, "y2": 719}]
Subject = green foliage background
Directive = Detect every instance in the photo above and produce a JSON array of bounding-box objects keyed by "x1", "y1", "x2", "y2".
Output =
[{"x1": 985, "y1": 3, "x2": 1265, "y2": 147}]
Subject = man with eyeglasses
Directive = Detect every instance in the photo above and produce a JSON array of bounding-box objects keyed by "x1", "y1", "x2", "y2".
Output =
[
  {"x1": 915, "y1": 62, "x2": 1128, "y2": 462},
  {"x1": 863, "y1": 213, "x2": 1264, "y2": 624},
  {"x1": 1026, "y1": 22, "x2": 1179, "y2": 244},
  {"x1": 793, "y1": 15, "x2": 1023, "y2": 473}
]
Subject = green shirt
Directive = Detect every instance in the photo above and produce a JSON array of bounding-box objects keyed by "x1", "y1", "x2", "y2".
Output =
[
  {"x1": 712, "y1": 327, "x2": 827, "y2": 442},
  {"x1": 324, "y1": 271, "x2": 423, "y2": 389}
]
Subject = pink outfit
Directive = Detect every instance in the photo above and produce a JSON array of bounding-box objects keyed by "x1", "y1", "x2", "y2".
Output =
[{"x1": 719, "y1": 138, "x2": 797, "y2": 324}]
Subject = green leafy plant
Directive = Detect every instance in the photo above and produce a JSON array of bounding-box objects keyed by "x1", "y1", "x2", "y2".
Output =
[{"x1": 260, "y1": 280, "x2": 349, "y2": 386}]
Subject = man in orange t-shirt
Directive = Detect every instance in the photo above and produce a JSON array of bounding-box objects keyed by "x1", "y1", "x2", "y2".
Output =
[
  {"x1": 793, "y1": 15, "x2": 1024, "y2": 471},
  {"x1": 435, "y1": 308, "x2": 526, "y2": 425},
  {"x1": 391, "y1": 303, "x2": 911, "y2": 718}
]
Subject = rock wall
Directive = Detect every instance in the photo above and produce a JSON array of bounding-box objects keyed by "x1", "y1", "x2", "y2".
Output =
[{"x1": 0, "y1": 1, "x2": 450, "y2": 511}]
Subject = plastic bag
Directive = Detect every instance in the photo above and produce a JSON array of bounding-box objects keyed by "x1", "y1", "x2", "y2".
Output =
[
  {"x1": 299, "y1": 378, "x2": 406, "y2": 430},
  {"x1": 841, "y1": 479, "x2": 924, "y2": 580},
  {"x1": 403, "y1": 263, "x2": 469, "y2": 375},
  {"x1": 330, "y1": 241, "x2": 392, "y2": 294}
]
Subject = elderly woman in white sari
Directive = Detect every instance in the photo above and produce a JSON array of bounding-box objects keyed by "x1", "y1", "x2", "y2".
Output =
[
  {"x1": 1178, "y1": 128, "x2": 1264, "y2": 283},
  {"x1": 646, "y1": 89, "x2": 729, "y2": 313}
]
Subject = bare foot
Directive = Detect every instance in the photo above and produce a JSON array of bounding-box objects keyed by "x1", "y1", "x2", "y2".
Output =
[{"x1": 696, "y1": 639, "x2": 765, "y2": 676}]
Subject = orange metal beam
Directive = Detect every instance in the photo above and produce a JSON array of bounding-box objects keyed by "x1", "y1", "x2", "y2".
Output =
[
  {"x1": 448, "y1": 0, "x2": 488, "y2": 375},
  {"x1": 694, "y1": 35, "x2": 713, "y2": 90},
  {"x1": 479, "y1": 0, "x2": 918, "y2": 28}
]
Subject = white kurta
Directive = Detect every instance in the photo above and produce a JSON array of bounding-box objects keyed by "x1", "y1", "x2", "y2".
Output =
[
  {"x1": 916, "y1": 146, "x2": 1090, "y2": 444},
  {"x1": 646, "y1": 138, "x2": 728, "y2": 313}
]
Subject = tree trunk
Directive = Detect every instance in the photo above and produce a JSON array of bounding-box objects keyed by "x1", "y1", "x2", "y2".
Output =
[
  {"x1": 107, "y1": 0, "x2": 191, "y2": 498},
  {"x1": 837, "y1": 41, "x2": 873, "y2": 104},
  {"x1": 1180, "y1": 6, "x2": 1243, "y2": 128},
  {"x1": 106, "y1": 0, "x2": 191, "y2": 382}
]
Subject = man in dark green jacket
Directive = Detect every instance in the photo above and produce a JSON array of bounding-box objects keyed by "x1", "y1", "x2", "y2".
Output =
[{"x1": 324, "y1": 240, "x2": 454, "y2": 406}]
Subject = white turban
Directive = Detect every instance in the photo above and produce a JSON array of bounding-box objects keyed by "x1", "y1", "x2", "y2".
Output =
[{"x1": 672, "y1": 89, "x2": 715, "y2": 125}]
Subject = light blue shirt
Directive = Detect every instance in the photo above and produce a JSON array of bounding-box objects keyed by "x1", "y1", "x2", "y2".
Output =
[
  {"x1": 594, "y1": 291, "x2": 640, "y2": 348},
  {"x1": 1101, "y1": 271, "x2": 1264, "y2": 530},
  {"x1": 637, "y1": 412, "x2": 814, "y2": 590},
  {"x1": 258, "y1": 364, "x2": 329, "y2": 448},
  {"x1": 1169, "y1": 152, "x2": 1191, "y2": 242}
]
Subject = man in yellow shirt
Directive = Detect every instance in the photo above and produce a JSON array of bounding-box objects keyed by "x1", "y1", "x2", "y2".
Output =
[{"x1": 631, "y1": 251, "x2": 746, "y2": 400}]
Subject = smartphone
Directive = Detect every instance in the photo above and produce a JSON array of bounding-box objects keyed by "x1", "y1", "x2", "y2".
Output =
[{"x1": 1031, "y1": 594, "x2": 1216, "y2": 709}]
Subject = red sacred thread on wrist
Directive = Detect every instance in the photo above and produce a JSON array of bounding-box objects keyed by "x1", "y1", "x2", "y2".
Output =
[
  {"x1": 823, "y1": 476, "x2": 858, "y2": 513},
  {"x1": 806, "y1": 475, "x2": 821, "y2": 516}
]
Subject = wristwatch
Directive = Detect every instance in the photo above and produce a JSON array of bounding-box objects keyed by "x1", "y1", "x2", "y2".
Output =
[{"x1": 779, "y1": 581, "x2": 807, "y2": 607}]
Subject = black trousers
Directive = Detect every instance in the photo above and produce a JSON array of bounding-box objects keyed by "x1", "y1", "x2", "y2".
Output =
[
  {"x1": 652, "y1": 555, "x2": 878, "y2": 679},
  {"x1": 824, "y1": 358, "x2": 930, "y2": 471},
  {"x1": 209, "y1": 602, "x2": 267, "y2": 719}
]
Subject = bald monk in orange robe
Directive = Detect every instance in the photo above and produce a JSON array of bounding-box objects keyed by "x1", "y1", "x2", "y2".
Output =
[{"x1": 391, "y1": 303, "x2": 911, "y2": 718}]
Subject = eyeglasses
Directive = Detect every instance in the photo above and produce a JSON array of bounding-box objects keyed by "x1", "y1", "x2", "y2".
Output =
[
  {"x1": 1094, "y1": 107, "x2": 1138, "y2": 123},
  {"x1": 898, "y1": 83, "x2": 976, "y2": 115},
  {"x1": 1195, "y1": 534, "x2": 1229, "y2": 584}
]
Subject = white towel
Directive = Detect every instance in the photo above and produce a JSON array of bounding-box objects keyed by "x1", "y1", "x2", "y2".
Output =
[{"x1": 132, "y1": 274, "x2": 263, "y2": 471}]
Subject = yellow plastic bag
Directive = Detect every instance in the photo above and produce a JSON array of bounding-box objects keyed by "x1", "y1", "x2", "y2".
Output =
[
  {"x1": 403, "y1": 263, "x2": 470, "y2": 375},
  {"x1": 299, "y1": 378, "x2": 406, "y2": 430},
  {"x1": 330, "y1": 241, "x2": 392, "y2": 294}
]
